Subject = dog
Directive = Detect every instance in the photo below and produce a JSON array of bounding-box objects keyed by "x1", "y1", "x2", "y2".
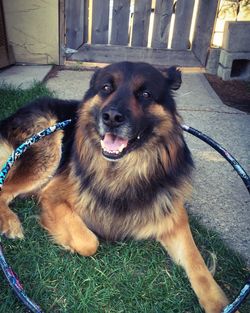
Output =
[{"x1": 0, "y1": 62, "x2": 229, "y2": 312}]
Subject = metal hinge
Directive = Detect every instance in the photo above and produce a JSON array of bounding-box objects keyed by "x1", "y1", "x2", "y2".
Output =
[{"x1": 62, "y1": 46, "x2": 78, "y2": 56}]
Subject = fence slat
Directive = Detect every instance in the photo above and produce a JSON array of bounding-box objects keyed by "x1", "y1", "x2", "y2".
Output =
[
  {"x1": 110, "y1": 0, "x2": 130, "y2": 45},
  {"x1": 171, "y1": 0, "x2": 195, "y2": 50},
  {"x1": 131, "y1": 0, "x2": 151, "y2": 47},
  {"x1": 65, "y1": 0, "x2": 86, "y2": 49},
  {"x1": 92, "y1": 0, "x2": 110, "y2": 44},
  {"x1": 192, "y1": 0, "x2": 219, "y2": 66},
  {"x1": 151, "y1": 0, "x2": 174, "y2": 48},
  {"x1": 84, "y1": 0, "x2": 89, "y2": 45}
]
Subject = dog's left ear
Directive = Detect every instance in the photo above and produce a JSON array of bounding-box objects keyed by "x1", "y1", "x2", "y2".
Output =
[
  {"x1": 166, "y1": 66, "x2": 182, "y2": 90},
  {"x1": 83, "y1": 68, "x2": 102, "y2": 101},
  {"x1": 89, "y1": 68, "x2": 101, "y2": 88}
]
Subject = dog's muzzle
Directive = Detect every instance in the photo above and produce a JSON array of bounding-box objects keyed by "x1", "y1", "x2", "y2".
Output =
[{"x1": 99, "y1": 107, "x2": 132, "y2": 161}]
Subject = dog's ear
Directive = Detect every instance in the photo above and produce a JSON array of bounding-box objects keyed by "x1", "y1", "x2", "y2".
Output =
[
  {"x1": 166, "y1": 66, "x2": 182, "y2": 90},
  {"x1": 83, "y1": 69, "x2": 102, "y2": 101},
  {"x1": 89, "y1": 68, "x2": 101, "y2": 88}
]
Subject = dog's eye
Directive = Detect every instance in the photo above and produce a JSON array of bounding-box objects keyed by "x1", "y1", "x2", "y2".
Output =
[
  {"x1": 142, "y1": 91, "x2": 151, "y2": 99},
  {"x1": 141, "y1": 90, "x2": 152, "y2": 99},
  {"x1": 101, "y1": 84, "x2": 113, "y2": 94},
  {"x1": 136, "y1": 90, "x2": 153, "y2": 103}
]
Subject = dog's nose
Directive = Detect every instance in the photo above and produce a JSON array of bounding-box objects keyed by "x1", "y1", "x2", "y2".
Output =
[{"x1": 102, "y1": 108, "x2": 125, "y2": 127}]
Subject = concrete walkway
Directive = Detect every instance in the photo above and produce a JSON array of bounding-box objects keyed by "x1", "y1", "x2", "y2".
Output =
[
  {"x1": 1, "y1": 65, "x2": 249, "y2": 265},
  {"x1": 177, "y1": 74, "x2": 250, "y2": 265},
  {"x1": 0, "y1": 65, "x2": 52, "y2": 89}
]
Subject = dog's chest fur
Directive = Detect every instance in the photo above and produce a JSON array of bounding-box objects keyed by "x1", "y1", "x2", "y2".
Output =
[
  {"x1": 72, "y1": 157, "x2": 177, "y2": 241},
  {"x1": 76, "y1": 188, "x2": 174, "y2": 241}
]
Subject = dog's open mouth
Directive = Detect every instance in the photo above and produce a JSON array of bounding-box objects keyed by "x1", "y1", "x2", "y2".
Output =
[{"x1": 101, "y1": 133, "x2": 129, "y2": 160}]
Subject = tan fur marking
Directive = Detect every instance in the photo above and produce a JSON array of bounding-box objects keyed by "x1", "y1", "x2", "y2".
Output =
[
  {"x1": 129, "y1": 96, "x2": 143, "y2": 118},
  {"x1": 197, "y1": 275, "x2": 211, "y2": 292},
  {"x1": 40, "y1": 174, "x2": 99, "y2": 256},
  {"x1": 0, "y1": 140, "x2": 13, "y2": 169},
  {"x1": 131, "y1": 75, "x2": 145, "y2": 90},
  {"x1": 0, "y1": 199, "x2": 23, "y2": 238},
  {"x1": 148, "y1": 104, "x2": 178, "y2": 140},
  {"x1": 109, "y1": 70, "x2": 124, "y2": 86}
]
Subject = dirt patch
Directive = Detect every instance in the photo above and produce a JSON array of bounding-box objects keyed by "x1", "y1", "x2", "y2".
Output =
[{"x1": 205, "y1": 74, "x2": 250, "y2": 113}]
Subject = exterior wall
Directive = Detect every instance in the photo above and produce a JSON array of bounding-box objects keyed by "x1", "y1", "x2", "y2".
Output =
[
  {"x1": 217, "y1": 21, "x2": 250, "y2": 80},
  {"x1": 2, "y1": 0, "x2": 59, "y2": 64}
]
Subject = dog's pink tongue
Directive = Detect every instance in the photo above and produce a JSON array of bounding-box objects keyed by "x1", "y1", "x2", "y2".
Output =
[{"x1": 102, "y1": 133, "x2": 128, "y2": 151}]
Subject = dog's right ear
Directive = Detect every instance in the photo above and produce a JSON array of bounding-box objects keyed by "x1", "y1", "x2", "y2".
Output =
[{"x1": 166, "y1": 66, "x2": 182, "y2": 90}]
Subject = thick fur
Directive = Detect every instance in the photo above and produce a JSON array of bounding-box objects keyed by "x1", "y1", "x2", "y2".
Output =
[{"x1": 0, "y1": 62, "x2": 229, "y2": 312}]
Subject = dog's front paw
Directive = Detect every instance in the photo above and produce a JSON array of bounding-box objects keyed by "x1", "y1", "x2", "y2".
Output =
[
  {"x1": 0, "y1": 211, "x2": 24, "y2": 239},
  {"x1": 198, "y1": 284, "x2": 229, "y2": 313},
  {"x1": 64, "y1": 231, "x2": 99, "y2": 257},
  {"x1": 201, "y1": 297, "x2": 229, "y2": 313}
]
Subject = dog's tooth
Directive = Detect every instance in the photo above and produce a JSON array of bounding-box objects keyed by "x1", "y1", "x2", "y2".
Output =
[
  {"x1": 119, "y1": 144, "x2": 125, "y2": 152},
  {"x1": 102, "y1": 147, "x2": 122, "y2": 155}
]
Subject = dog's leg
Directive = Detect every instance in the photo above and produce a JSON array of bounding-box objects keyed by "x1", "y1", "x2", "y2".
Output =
[
  {"x1": 157, "y1": 203, "x2": 228, "y2": 313},
  {"x1": 39, "y1": 175, "x2": 99, "y2": 256},
  {"x1": 0, "y1": 124, "x2": 63, "y2": 238},
  {"x1": 0, "y1": 141, "x2": 23, "y2": 238},
  {"x1": 0, "y1": 193, "x2": 23, "y2": 238}
]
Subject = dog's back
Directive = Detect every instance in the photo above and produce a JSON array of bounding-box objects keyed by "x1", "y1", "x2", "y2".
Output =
[
  {"x1": 0, "y1": 97, "x2": 79, "y2": 238},
  {"x1": 0, "y1": 97, "x2": 79, "y2": 146}
]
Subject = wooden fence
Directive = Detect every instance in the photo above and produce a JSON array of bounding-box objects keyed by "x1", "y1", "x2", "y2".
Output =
[{"x1": 64, "y1": 0, "x2": 219, "y2": 67}]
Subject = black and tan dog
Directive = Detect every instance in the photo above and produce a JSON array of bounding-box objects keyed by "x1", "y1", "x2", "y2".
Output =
[{"x1": 0, "y1": 62, "x2": 229, "y2": 312}]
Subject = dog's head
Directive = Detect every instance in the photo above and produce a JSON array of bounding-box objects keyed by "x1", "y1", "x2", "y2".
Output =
[{"x1": 79, "y1": 62, "x2": 182, "y2": 162}]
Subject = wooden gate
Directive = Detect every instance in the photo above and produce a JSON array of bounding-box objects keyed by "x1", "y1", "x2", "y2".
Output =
[{"x1": 63, "y1": 0, "x2": 219, "y2": 67}]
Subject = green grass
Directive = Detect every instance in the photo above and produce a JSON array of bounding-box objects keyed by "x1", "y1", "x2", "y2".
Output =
[
  {"x1": 0, "y1": 83, "x2": 249, "y2": 312},
  {"x1": 0, "y1": 82, "x2": 54, "y2": 120}
]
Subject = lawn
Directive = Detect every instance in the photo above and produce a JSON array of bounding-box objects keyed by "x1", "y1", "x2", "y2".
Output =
[{"x1": 0, "y1": 83, "x2": 249, "y2": 313}]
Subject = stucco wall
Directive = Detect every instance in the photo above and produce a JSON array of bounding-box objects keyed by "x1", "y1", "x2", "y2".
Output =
[{"x1": 2, "y1": 0, "x2": 59, "y2": 64}]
